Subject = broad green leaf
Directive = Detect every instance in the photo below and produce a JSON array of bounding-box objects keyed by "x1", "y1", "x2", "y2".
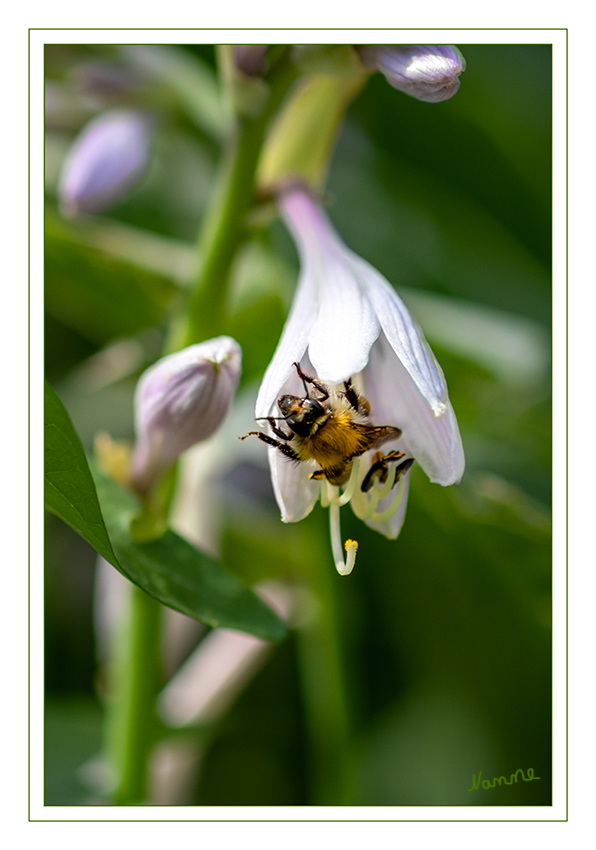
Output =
[
  {"x1": 92, "y1": 468, "x2": 287, "y2": 641},
  {"x1": 45, "y1": 213, "x2": 178, "y2": 345},
  {"x1": 44, "y1": 381, "x2": 287, "y2": 641},
  {"x1": 44, "y1": 379, "x2": 118, "y2": 567},
  {"x1": 54, "y1": 213, "x2": 195, "y2": 287}
]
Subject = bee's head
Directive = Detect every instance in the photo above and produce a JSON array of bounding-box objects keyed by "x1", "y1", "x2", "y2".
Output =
[{"x1": 278, "y1": 394, "x2": 325, "y2": 436}]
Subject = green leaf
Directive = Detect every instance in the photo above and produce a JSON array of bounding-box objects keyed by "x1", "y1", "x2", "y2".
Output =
[
  {"x1": 45, "y1": 213, "x2": 178, "y2": 345},
  {"x1": 44, "y1": 379, "x2": 118, "y2": 567},
  {"x1": 92, "y1": 468, "x2": 287, "y2": 641},
  {"x1": 44, "y1": 381, "x2": 287, "y2": 642}
]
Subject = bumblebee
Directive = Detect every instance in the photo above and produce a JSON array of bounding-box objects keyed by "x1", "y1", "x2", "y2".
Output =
[{"x1": 241, "y1": 362, "x2": 414, "y2": 491}]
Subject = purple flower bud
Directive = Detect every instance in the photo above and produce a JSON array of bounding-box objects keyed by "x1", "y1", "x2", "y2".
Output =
[
  {"x1": 359, "y1": 45, "x2": 466, "y2": 103},
  {"x1": 57, "y1": 109, "x2": 154, "y2": 215},
  {"x1": 130, "y1": 337, "x2": 242, "y2": 493},
  {"x1": 232, "y1": 45, "x2": 268, "y2": 76}
]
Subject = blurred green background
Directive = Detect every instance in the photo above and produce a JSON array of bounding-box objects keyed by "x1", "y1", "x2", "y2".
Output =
[{"x1": 44, "y1": 43, "x2": 552, "y2": 807}]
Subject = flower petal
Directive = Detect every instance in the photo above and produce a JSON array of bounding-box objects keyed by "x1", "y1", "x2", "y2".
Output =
[
  {"x1": 307, "y1": 246, "x2": 380, "y2": 383},
  {"x1": 268, "y1": 447, "x2": 320, "y2": 523},
  {"x1": 365, "y1": 335, "x2": 464, "y2": 485},
  {"x1": 280, "y1": 190, "x2": 380, "y2": 384},
  {"x1": 254, "y1": 265, "x2": 317, "y2": 419},
  {"x1": 360, "y1": 45, "x2": 465, "y2": 104},
  {"x1": 349, "y1": 253, "x2": 447, "y2": 415},
  {"x1": 131, "y1": 337, "x2": 241, "y2": 492}
]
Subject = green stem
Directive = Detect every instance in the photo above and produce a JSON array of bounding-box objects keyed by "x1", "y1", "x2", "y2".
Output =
[
  {"x1": 296, "y1": 540, "x2": 354, "y2": 805},
  {"x1": 182, "y1": 48, "x2": 298, "y2": 347},
  {"x1": 104, "y1": 582, "x2": 162, "y2": 805},
  {"x1": 101, "y1": 49, "x2": 299, "y2": 805}
]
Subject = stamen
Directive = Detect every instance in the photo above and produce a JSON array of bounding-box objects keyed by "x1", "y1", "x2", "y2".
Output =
[
  {"x1": 377, "y1": 463, "x2": 397, "y2": 500},
  {"x1": 352, "y1": 463, "x2": 398, "y2": 521},
  {"x1": 367, "y1": 475, "x2": 408, "y2": 523},
  {"x1": 329, "y1": 503, "x2": 358, "y2": 576}
]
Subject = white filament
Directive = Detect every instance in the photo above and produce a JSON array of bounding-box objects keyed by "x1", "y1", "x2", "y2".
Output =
[
  {"x1": 366, "y1": 475, "x2": 408, "y2": 523},
  {"x1": 351, "y1": 462, "x2": 398, "y2": 521}
]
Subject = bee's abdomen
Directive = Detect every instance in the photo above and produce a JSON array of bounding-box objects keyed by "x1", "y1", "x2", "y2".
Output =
[{"x1": 324, "y1": 461, "x2": 353, "y2": 486}]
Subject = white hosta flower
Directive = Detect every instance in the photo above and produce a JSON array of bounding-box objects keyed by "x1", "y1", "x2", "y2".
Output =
[
  {"x1": 58, "y1": 109, "x2": 154, "y2": 215},
  {"x1": 359, "y1": 45, "x2": 466, "y2": 103},
  {"x1": 255, "y1": 188, "x2": 464, "y2": 574},
  {"x1": 131, "y1": 337, "x2": 242, "y2": 493}
]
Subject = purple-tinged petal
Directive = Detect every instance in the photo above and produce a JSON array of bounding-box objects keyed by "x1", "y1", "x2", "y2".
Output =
[
  {"x1": 131, "y1": 337, "x2": 241, "y2": 493},
  {"x1": 360, "y1": 45, "x2": 466, "y2": 103},
  {"x1": 279, "y1": 190, "x2": 380, "y2": 384},
  {"x1": 365, "y1": 335, "x2": 464, "y2": 485},
  {"x1": 254, "y1": 259, "x2": 317, "y2": 420}
]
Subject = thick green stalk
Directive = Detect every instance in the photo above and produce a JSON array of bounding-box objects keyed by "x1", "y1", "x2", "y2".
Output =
[
  {"x1": 104, "y1": 582, "x2": 162, "y2": 805},
  {"x1": 100, "y1": 57, "x2": 299, "y2": 802},
  {"x1": 183, "y1": 50, "x2": 298, "y2": 346}
]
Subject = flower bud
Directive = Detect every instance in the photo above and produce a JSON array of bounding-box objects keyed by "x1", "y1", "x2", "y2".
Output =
[
  {"x1": 358, "y1": 44, "x2": 466, "y2": 103},
  {"x1": 232, "y1": 45, "x2": 268, "y2": 76},
  {"x1": 130, "y1": 337, "x2": 242, "y2": 493},
  {"x1": 58, "y1": 109, "x2": 154, "y2": 215}
]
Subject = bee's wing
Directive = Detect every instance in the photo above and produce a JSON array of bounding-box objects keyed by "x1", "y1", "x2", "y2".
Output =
[{"x1": 361, "y1": 424, "x2": 402, "y2": 451}]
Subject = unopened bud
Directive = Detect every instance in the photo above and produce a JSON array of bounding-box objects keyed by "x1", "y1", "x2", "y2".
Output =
[
  {"x1": 358, "y1": 44, "x2": 466, "y2": 103},
  {"x1": 58, "y1": 109, "x2": 154, "y2": 215},
  {"x1": 130, "y1": 337, "x2": 242, "y2": 493},
  {"x1": 232, "y1": 45, "x2": 268, "y2": 76}
]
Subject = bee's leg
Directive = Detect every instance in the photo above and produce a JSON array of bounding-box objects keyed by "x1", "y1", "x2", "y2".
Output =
[
  {"x1": 270, "y1": 422, "x2": 292, "y2": 440},
  {"x1": 255, "y1": 416, "x2": 292, "y2": 440},
  {"x1": 293, "y1": 361, "x2": 329, "y2": 400},
  {"x1": 239, "y1": 431, "x2": 301, "y2": 462},
  {"x1": 361, "y1": 451, "x2": 413, "y2": 493},
  {"x1": 343, "y1": 378, "x2": 360, "y2": 412},
  {"x1": 308, "y1": 469, "x2": 325, "y2": 481}
]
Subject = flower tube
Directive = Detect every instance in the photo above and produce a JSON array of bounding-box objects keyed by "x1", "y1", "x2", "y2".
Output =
[
  {"x1": 358, "y1": 45, "x2": 466, "y2": 103},
  {"x1": 251, "y1": 188, "x2": 464, "y2": 574},
  {"x1": 131, "y1": 337, "x2": 242, "y2": 494}
]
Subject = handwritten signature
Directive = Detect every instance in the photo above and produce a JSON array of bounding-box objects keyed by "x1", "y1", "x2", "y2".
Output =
[{"x1": 468, "y1": 768, "x2": 540, "y2": 791}]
